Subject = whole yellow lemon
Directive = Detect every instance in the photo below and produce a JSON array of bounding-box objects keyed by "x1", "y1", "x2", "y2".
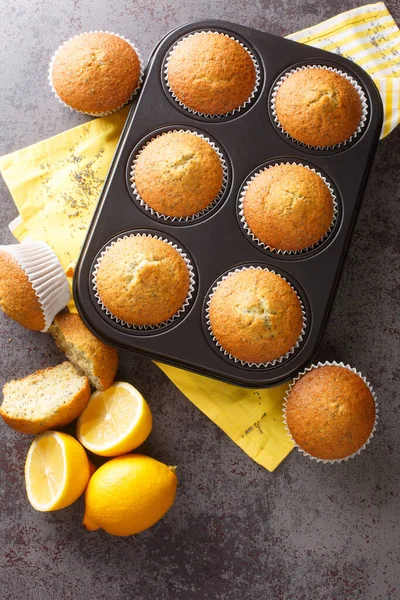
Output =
[{"x1": 83, "y1": 454, "x2": 177, "y2": 536}]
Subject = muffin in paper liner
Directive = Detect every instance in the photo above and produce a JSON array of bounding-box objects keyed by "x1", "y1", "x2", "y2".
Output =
[
  {"x1": 270, "y1": 65, "x2": 368, "y2": 150},
  {"x1": 48, "y1": 31, "x2": 144, "y2": 117},
  {"x1": 283, "y1": 361, "x2": 379, "y2": 464},
  {"x1": 0, "y1": 241, "x2": 71, "y2": 332},
  {"x1": 164, "y1": 30, "x2": 261, "y2": 118},
  {"x1": 205, "y1": 265, "x2": 307, "y2": 368},
  {"x1": 92, "y1": 232, "x2": 196, "y2": 331},
  {"x1": 129, "y1": 129, "x2": 229, "y2": 222},
  {"x1": 238, "y1": 161, "x2": 338, "y2": 255}
]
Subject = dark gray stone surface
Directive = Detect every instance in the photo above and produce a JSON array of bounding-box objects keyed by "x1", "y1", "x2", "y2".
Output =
[{"x1": 1, "y1": 1, "x2": 399, "y2": 599}]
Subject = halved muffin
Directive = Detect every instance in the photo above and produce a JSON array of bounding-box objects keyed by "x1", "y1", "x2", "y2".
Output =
[
  {"x1": 50, "y1": 312, "x2": 118, "y2": 390},
  {"x1": 0, "y1": 362, "x2": 90, "y2": 434}
]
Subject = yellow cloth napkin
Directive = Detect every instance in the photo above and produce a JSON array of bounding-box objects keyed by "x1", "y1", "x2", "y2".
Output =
[
  {"x1": 287, "y1": 2, "x2": 400, "y2": 138},
  {"x1": 1, "y1": 3, "x2": 398, "y2": 471},
  {"x1": 3, "y1": 106, "x2": 131, "y2": 308}
]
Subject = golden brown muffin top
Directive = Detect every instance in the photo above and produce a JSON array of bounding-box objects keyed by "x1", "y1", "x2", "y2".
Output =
[
  {"x1": 96, "y1": 236, "x2": 190, "y2": 326},
  {"x1": 209, "y1": 269, "x2": 303, "y2": 364},
  {"x1": 133, "y1": 132, "x2": 224, "y2": 218},
  {"x1": 167, "y1": 32, "x2": 256, "y2": 115},
  {"x1": 285, "y1": 366, "x2": 376, "y2": 460},
  {"x1": 243, "y1": 164, "x2": 334, "y2": 251},
  {"x1": 0, "y1": 251, "x2": 45, "y2": 331},
  {"x1": 51, "y1": 32, "x2": 141, "y2": 114},
  {"x1": 275, "y1": 68, "x2": 362, "y2": 147}
]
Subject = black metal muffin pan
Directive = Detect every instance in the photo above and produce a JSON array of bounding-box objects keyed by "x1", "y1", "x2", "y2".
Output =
[{"x1": 74, "y1": 19, "x2": 383, "y2": 388}]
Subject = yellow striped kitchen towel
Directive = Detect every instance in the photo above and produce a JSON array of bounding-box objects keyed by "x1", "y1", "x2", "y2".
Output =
[
  {"x1": 1, "y1": 3, "x2": 399, "y2": 473},
  {"x1": 287, "y1": 2, "x2": 400, "y2": 138}
]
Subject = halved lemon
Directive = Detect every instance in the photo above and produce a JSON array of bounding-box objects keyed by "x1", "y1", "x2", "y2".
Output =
[
  {"x1": 25, "y1": 431, "x2": 90, "y2": 512},
  {"x1": 76, "y1": 382, "x2": 152, "y2": 457}
]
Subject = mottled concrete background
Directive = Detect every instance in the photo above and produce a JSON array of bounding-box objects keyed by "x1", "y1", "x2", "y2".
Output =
[{"x1": 1, "y1": 1, "x2": 399, "y2": 599}]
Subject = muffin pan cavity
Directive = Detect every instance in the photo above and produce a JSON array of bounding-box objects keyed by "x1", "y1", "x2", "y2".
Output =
[
  {"x1": 269, "y1": 59, "x2": 369, "y2": 153},
  {"x1": 237, "y1": 158, "x2": 339, "y2": 256},
  {"x1": 90, "y1": 229, "x2": 197, "y2": 335},
  {"x1": 203, "y1": 264, "x2": 308, "y2": 370},
  {"x1": 127, "y1": 126, "x2": 230, "y2": 223},
  {"x1": 74, "y1": 20, "x2": 382, "y2": 388},
  {"x1": 162, "y1": 29, "x2": 262, "y2": 121}
]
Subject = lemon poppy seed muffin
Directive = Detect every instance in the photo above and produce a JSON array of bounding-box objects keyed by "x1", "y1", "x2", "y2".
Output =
[
  {"x1": 285, "y1": 365, "x2": 376, "y2": 461},
  {"x1": 275, "y1": 68, "x2": 362, "y2": 147},
  {"x1": 0, "y1": 250, "x2": 45, "y2": 331},
  {"x1": 51, "y1": 32, "x2": 141, "y2": 115},
  {"x1": 133, "y1": 132, "x2": 224, "y2": 218},
  {"x1": 243, "y1": 164, "x2": 334, "y2": 251},
  {"x1": 167, "y1": 32, "x2": 257, "y2": 115},
  {"x1": 96, "y1": 236, "x2": 190, "y2": 326},
  {"x1": 50, "y1": 313, "x2": 118, "y2": 391},
  {"x1": 209, "y1": 269, "x2": 303, "y2": 364}
]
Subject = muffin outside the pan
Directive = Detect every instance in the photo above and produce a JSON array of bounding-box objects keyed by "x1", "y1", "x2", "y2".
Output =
[
  {"x1": 275, "y1": 68, "x2": 362, "y2": 147},
  {"x1": 0, "y1": 249, "x2": 46, "y2": 331},
  {"x1": 0, "y1": 242, "x2": 71, "y2": 332},
  {"x1": 132, "y1": 131, "x2": 224, "y2": 218},
  {"x1": 166, "y1": 32, "x2": 257, "y2": 115},
  {"x1": 243, "y1": 163, "x2": 334, "y2": 252},
  {"x1": 284, "y1": 365, "x2": 377, "y2": 461},
  {"x1": 208, "y1": 268, "x2": 304, "y2": 364},
  {"x1": 95, "y1": 236, "x2": 190, "y2": 326},
  {"x1": 50, "y1": 32, "x2": 141, "y2": 115}
]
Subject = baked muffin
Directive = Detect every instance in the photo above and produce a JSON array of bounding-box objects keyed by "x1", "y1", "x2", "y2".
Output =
[
  {"x1": 50, "y1": 312, "x2": 118, "y2": 390},
  {"x1": 133, "y1": 131, "x2": 224, "y2": 218},
  {"x1": 96, "y1": 236, "x2": 190, "y2": 326},
  {"x1": 0, "y1": 250, "x2": 45, "y2": 331},
  {"x1": 285, "y1": 365, "x2": 376, "y2": 461},
  {"x1": 0, "y1": 362, "x2": 90, "y2": 434},
  {"x1": 275, "y1": 68, "x2": 362, "y2": 147},
  {"x1": 208, "y1": 268, "x2": 303, "y2": 363},
  {"x1": 167, "y1": 32, "x2": 257, "y2": 115},
  {"x1": 243, "y1": 164, "x2": 334, "y2": 251},
  {"x1": 51, "y1": 32, "x2": 141, "y2": 115},
  {"x1": 0, "y1": 242, "x2": 71, "y2": 332}
]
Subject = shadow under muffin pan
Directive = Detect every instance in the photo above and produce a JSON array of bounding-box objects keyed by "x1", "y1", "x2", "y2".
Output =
[{"x1": 74, "y1": 19, "x2": 383, "y2": 388}]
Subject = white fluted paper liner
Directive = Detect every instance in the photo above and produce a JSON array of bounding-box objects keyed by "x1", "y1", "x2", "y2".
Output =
[
  {"x1": 238, "y1": 161, "x2": 338, "y2": 254},
  {"x1": 48, "y1": 31, "x2": 144, "y2": 117},
  {"x1": 92, "y1": 232, "x2": 195, "y2": 330},
  {"x1": 283, "y1": 361, "x2": 379, "y2": 464},
  {"x1": 271, "y1": 65, "x2": 368, "y2": 150},
  {"x1": 205, "y1": 265, "x2": 307, "y2": 368},
  {"x1": 164, "y1": 31, "x2": 261, "y2": 118},
  {"x1": 0, "y1": 241, "x2": 71, "y2": 332},
  {"x1": 130, "y1": 129, "x2": 228, "y2": 222}
]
